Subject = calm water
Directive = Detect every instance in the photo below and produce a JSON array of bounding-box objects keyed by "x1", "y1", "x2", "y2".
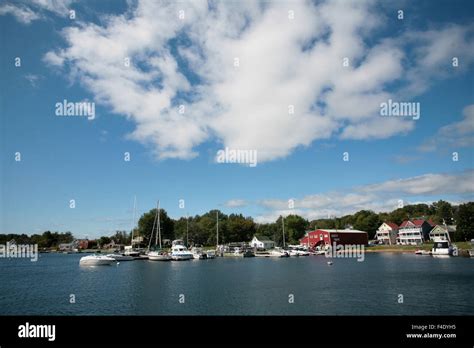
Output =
[{"x1": 0, "y1": 253, "x2": 473, "y2": 315}]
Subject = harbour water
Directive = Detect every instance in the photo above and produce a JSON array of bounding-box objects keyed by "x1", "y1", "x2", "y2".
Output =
[{"x1": 1, "y1": 253, "x2": 473, "y2": 315}]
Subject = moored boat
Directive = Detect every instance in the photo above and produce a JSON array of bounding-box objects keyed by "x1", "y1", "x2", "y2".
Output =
[
  {"x1": 106, "y1": 254, "x2": 134, "y2": 261},
  {"x1": 146, "y1": 201, "x2": 172, "y2": 261},
  {"x1": 148, "y1": 250, "x2": 172, "y2": 261},
  {"x1": 79, "y1": 255, "x2": 116, "y2": 266},
  {"x1": 205, "y1": 250, "x2": 216, "y2": 259},
  {"x1": 191, "y1": 246, "x2": 207, "y2": 259},
  {"x1": 431, "y1": 238, "x2": 458, "y2": 257},
  {"x1": 268, "y1": 249, "x2": 289, "y2": 257},
  {"x1": 171, "y1": 240, "x2": 193, "y2": 260}
]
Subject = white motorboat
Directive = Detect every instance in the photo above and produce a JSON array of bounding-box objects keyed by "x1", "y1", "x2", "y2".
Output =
[
  {"x1": 205, "y1": 250, "x2": 216, "y2": 259},
  {"x1": 106, "y1": 254, "x2": 134, "y2": 261},
  {"x1": 469, "y1": 250, "x2": 474, "y2": 258},
  {"x1": 268, "y1": 248, "x2": 289, "y2": 257},
  {"x1": 288, "y1": 249, "x2": 300, "y2": 257},
  {"x1": 79, "y1": 255, "x2": 116, "y2": 266},
  {"x1": 191, "y1": 247, "x2": 207, "y2": 259},
  {"x1": 171, "y1": 240, "x2": 193, "y2": 260},
  {"x1": 290, "y1": 248, "x2": 310, "y2": 256},
  {"x1": 431, "y1": 238, "x2": 458, "y2": 257},
  {"x1": 415, "y1": 249, "x2": 431, "y2": 255},
  {"x1": 148, "y1": 250, "x2": 172, "y2": 261}
]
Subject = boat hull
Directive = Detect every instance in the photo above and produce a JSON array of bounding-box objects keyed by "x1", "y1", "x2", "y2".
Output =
[
  {"x1": 79, "y1": 256, "x2": 115, "y2": 266},
  {"x1": 106, "y1": 254, "x2": 134, "y2": 261},
  {"x1": 172, "y1": 254, "x2": 193, "y2": 261},
  {"x1": 148, "y1": 255, "x2": 172, "y2": 261}
]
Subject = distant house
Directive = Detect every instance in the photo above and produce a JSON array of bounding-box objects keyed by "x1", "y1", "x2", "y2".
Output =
[
  {"x1": 250, "y1": 236, "x2": 275, "y2": 250},
  {"x1": 397, "y1": 219, "x2": 434, "y2": 245},
  {"x1": 75, "y1": 239, "x2": 89, "y2": 250},
  {"x1": 103, "y1": 240, "x2": 116, "y2": 249},
  {"x1": 375, "y1": 222, "x2": 398, "y2": 245},
  {"x1": 430, "y1": 225, "x2": 456, "y2": 242},
  {"x1": 59, "y1": 243, "x2": 74, "y2": 251}
]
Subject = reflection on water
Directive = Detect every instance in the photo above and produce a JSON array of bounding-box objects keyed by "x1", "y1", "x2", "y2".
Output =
[{"x1": 0, "y1": 253, "x2": 473, "y2": 315}]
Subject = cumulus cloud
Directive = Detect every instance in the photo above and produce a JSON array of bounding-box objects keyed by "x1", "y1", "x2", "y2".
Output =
[
  {"x1": 0, "y1": 3, "x2": 41, "y2": 24},
  {"x1": 223, "y1": 199, "x2": 248, "y2": 208},
  {"x1": 254, "y1": 170, "x2": 474, "y2": 222},
  {"x1": 0, "y1": 0, "x2": 75, "y2": 24},
  {"x1": 43, "y1": 0, "x2": 474, "y2": 162},
  {"x1": 418, "y1": 104, "x2": 474, "y2": 152}
]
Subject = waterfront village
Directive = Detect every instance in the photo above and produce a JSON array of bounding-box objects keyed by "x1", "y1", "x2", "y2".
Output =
[
  {"x1": 2, "y1": 200, "x2": 474, "y2": 264},
  {"x1": 49, "y1": 218, "x2": 474, "y2": 264}
]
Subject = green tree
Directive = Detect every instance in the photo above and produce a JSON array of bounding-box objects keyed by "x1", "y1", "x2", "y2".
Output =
[
  {"x1": 455, "y1": 202, "x2": 474, "y2": 242},
  {"x1": 137, "y1": 208, "x2": 174, "y2": 246},
  {"x1": 225, "y1": 214, "x2": 256, "y2": 243},
  {"x1": 284, "y1": 215, "x2": 309, "y2": 244},
  {"x1": 432, "y1": 200, "x2": 454, "y2": 225},
  {"x1": 352, "y1": 210, "x2": 380, "y2": 239}
]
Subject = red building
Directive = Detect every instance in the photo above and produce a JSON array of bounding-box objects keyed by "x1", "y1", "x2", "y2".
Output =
[{"x1": 300, "y1": 229, "x2": 368, "y2": 248}]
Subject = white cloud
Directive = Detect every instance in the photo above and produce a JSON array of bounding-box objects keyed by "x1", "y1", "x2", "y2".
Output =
[
  {"x1": 43, "y1": 0, "x2": 474, "y2": 162},
  {"x1": 418, "y1": 104, "x2": 474, "y2": 152},
  {"x1": 223, "y1": 199, "x2": 248, "y2": 208},
  {"x1": 254, "y1": 170, "x2": 474, "y2": 222},
  {"x1": 360, "y1": 170, "x2": 474, "y2": 196},
  {"x1": 0, "y1": 4, "x2": 41, "y2": 24}
]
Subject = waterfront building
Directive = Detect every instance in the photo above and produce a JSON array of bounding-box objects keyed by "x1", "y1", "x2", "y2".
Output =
[
  {"x1": 375, "y1": 222, "x2": 399, "y2": 245},
  {"x1": 396, "y1": 219, "x2": 434, "y2": 245},
  {"x1": 249, "y1": 236, "x2": 275, "y2": 250},
  {"x1": 429, "y1": 225, "x2": 456, "y2": 242},
  {"x1": 299, "y1": 229, "x2": 368, "y2": 248}
]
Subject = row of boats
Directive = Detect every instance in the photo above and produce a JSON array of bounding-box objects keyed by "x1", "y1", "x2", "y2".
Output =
[
  {"x1": 78, "y1": 241, "x2": 326, "y2": 266},
  {"x1": 79, "y1": 239, "x2": 211, "y2": 265}
]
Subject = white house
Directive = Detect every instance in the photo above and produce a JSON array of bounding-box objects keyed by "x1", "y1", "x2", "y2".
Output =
[
  {"x1": 375, "y1": 222, "x2": 398, "y2": 245},
  {"x1": 429, "y1": 225, "x2": 456, "y2": 242},
  {"x1": 250, "y1": 236, "x2": 275, "y2": 250},
  {"x1": 397, "y1": 219, "x2": 434, "y2": 245}
]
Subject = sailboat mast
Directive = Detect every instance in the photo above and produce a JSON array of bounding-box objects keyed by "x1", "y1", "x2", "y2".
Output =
[
  {"x1": 282, "y1": 216, "x2": 285, "y2": 248},
  {"x1": 131, "y1": 195, "x2": 137, "y2": 247},
  {"x1": 157, "y1": 200, "x2": 162, "y2": 249},
  {"x1": 155, "y1": 201, "x2": 160, "y2": 247},
  {"x1": 216, "y1": 211, "x2": 219, "y2": 246},
  {"x1": 186, "y1": 213, "x2": 189, "y2": 246},
  {"x1": 147, "y1": 204, "x2": 157, "y2": 252}
]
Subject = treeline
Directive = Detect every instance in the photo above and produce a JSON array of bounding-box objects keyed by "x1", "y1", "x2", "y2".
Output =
[
  {"x1": 2, "y1": 201, "x2": 473, "y2": 248},
  {"x1": 0, "y1": 231, "x2": 74, "y2": 248},
  {"x1": 129, "y1": 200, "x2": 474, "y2": 246}
]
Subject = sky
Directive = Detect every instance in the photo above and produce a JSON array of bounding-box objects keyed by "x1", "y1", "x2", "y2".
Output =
[{"x1": 0, "y1": 0, "x2": 473, "y2": 238}]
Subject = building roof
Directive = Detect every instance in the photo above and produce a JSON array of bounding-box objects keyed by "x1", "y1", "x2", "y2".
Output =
[
  {"x1": 253, "y1": 236, "x2": 275, "y2": 243},
  {"x1": 385, "y1": 222, "x2": 398, "y2": 229},
  {"x1": 315, "y1": 229, "x2": 367, "y2": 234},
  {"x1": 400, "y1": 219, "x2": 429, "y2": 228},
  {"x1": 430, "y1": 224, "x2": 456, "y2": 233}
]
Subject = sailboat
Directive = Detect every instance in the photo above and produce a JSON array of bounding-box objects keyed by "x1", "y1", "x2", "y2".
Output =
[
  {"x1": 147, "y1": 201, "x2": 172, "y2": 261},
  {"x1": 124, "y1": 195, "x2": 141, "y2": 257},
  {"x1": 269, "y1": 216, "x2": 289, "y2": 257}
]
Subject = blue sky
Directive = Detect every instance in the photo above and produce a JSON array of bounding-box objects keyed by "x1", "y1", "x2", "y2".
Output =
[{"x1": 1, "y1": 0, "x2": 473, "y2": 238}]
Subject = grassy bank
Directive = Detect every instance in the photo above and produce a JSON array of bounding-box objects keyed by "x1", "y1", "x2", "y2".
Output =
[{"x1": 366, "y1": 242, "x2": 472, "y2": 253}]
